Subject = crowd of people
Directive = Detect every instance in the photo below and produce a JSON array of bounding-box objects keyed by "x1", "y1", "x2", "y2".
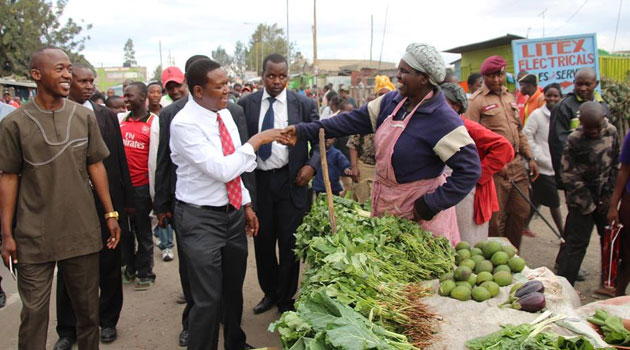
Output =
[{"x1": 0, "y1": 43, "x2": 628, "y2": 350}]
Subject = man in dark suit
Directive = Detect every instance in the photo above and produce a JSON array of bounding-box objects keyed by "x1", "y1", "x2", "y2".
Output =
[
  {"x1": 238, "y1": 53, "x2": 319, "y2": 313},
  {"x1": 53, "y1": 65, "x2": 134, "y2": 350},
  {"x1": 153, "y1": 55, "x2": 256, "y2": 347}
]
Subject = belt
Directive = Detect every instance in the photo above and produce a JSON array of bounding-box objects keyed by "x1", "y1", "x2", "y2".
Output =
[
  {"x1": 257, "y1": 165, "x2": 289, "y2": 173},
  {"x1": 176, "y1": 200, "x2": 236, "y2": 213}
]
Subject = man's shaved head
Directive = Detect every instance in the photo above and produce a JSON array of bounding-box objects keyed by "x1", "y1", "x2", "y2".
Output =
[
  {"x1": 29, "y1": 47, "x2": 67, "y2": 70},
  {"x1": 574, "y1": 67, "x2": 598, "y2": 101},
  {"x1": 575, "y1": 67, "x2": 597, "y2": 81}
]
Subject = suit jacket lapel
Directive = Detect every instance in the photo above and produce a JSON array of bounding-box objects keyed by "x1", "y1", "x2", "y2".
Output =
[
  {"x1": 92, "y1": 102, "x2": 108, "y2": 134},
  {"x1": 250, "y1": 92, "x2": 263, "y2": 134},
  {"x1": 286, "y1": 91, "x2": 299, "y2": 125}
]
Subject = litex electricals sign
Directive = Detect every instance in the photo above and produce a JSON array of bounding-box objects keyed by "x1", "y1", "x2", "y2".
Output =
[{"x1": 512, "y1": 33, "x2": 600, "y2": 94}]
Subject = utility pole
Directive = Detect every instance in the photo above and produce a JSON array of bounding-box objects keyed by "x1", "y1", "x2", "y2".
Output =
[
  {"x1": 538, "y1": 9, "x2": 547, "y2": 37},
  {"x1": 370, "y1": 15, "x2": 373, "y2": 62},
  {"x1": 159, "y1": 40, "x2": 163, "y2": 69},
  {"x1": 287, "y1": 0, "x2": 290, "y2": 74},
  {"x1": 312, "y1": 0, "x2": 317, "y2": 65},
  {"x1": 378, "y1": 4, "x2": 389, "y2": 70}
]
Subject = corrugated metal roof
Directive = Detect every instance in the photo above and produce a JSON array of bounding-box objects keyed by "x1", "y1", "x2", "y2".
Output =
[
  {"x1": 0, "y1": 79, "x2": 36, "y2": 88},
  {"x1": 444, "y1": 34, "x2": 525, "y2": 53}
]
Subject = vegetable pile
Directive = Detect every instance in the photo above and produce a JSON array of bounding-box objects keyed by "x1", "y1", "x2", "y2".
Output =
[
  {"x1": 270, "y1": 196, "x2": 455, "y2": 349},
  {"x1": 466, "y1": 313, "x2": 613, "y2": 350},
  {"x1": 588, "y1": 309, "x2": 630, "y2": 346},
  {"x1": 438, "y1": 239, "x2": 526, "y2": 302}
]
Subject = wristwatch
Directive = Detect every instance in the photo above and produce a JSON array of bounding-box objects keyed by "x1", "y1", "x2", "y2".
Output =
[{"x1": 104, "y1": 211, "x2": 119, "y2": 220}]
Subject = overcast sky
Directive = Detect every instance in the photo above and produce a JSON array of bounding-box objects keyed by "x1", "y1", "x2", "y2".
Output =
[{"x1": 61, "y1": 0, "x2": 629, "y2": 75}]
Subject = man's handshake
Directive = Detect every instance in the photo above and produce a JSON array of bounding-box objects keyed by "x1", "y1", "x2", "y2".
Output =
[{"x1": 246, "y1": 126, "x2": 299, "y2": 150}]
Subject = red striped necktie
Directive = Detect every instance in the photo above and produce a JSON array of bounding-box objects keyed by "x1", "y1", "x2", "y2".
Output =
[{"x1": 217, "y1": 112, "x2": 242, "y2": 209}]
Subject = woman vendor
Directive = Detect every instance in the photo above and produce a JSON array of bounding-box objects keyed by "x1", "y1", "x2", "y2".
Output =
[
  {"x1": 281, "y1": 43, "x2": 481, "y2": 245},
  {"x1": 441, "y1": 82, "x2": 514, "y2": 246}
]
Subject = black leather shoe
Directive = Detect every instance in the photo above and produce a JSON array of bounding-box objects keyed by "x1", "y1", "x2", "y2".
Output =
[
  {"x1": 179, "y1": 329, "x2": 189, "y2": 347},
  {"x1": 278, "y1": 300, "x2": 295, "y2": 313},
  {"x1": 0, "y1": 291, "x2": 6, "y2": 308},
  {"x1": 100, "y1": 327, "x2": 117, "y2": 343},
  {"x1": 253, "y1": 296, "x2": 276, "y2": 314},
  {"x1": 243, "y1": 343, "x2": 255, "y2": 350},
  {"x1": 53, "y1": 337, "x2": 75, "y2": 350}
]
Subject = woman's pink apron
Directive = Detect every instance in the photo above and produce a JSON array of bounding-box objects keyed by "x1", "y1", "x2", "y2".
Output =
[{"x1": 371, "y1": 96, "x2": 460, "y2": 246}]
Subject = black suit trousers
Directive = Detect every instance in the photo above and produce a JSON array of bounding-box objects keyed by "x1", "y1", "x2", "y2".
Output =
[
  {"x1": 174, "y1": 202, "x2": 247, "y2": 350},
  {"x1": 253, "y1": 167, "x2": 304, "y2": 305},
  {"x1": 56, "y1": 212, "x2": 124, "y2": 338}
]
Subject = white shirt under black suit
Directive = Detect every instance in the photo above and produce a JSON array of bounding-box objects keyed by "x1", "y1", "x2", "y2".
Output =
[{"x1": 257, "y1": 88, "x2": 289, "y2": 170}]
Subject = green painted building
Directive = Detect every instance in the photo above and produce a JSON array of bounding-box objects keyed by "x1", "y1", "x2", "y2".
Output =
[
  {"x1": 445, "y1": 34, "x2": 525, "y2": 89},
  {"x1": 94, "y1": 66, "x2": 148, "y2": 92}
]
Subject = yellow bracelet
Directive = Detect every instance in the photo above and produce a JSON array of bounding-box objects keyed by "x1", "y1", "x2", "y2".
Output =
[{"x1": 104, "y1": 211, "x2": 119, "y2": 220}]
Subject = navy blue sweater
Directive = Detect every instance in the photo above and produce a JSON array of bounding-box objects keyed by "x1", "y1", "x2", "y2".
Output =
[
  {"x1": 312, "y1": 146, "x2": 351, "y2": 193},
  {"x1": 296, "y1": 89, "x2": 481, "y2": 214}
]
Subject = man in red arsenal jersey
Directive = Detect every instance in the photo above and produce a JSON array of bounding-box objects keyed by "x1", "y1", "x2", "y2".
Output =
[{"x1": 118, "y1": 82, "x2": 160, "y2": 291}]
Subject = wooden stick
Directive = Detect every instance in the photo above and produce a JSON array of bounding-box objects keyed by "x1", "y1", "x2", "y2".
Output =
[{"x1": 319, "y1": 128, "x2": 337, "y2": 234}]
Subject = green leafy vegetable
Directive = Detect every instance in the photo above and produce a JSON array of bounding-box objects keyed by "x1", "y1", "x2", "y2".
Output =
[
  {"x1": 466, "y1": 316, "x2": 611, "y2": 350},
  {"x1": 588, "y1": 309, "x2": 630, "y2": 345},
  {"x1": 272, "y1": 196, "x2": 455, "y2": 349}
]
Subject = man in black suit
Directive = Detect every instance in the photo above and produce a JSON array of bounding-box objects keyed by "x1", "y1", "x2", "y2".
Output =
[
  {"x1": 53, "y1": 64, "x2": 134, "y2": 350},
  {"x1": 238, "y1": 54, "x2": 319, "y2": 313},
  {"x1": 153, "y1": 55, "x2": 256, "y2": 347}
]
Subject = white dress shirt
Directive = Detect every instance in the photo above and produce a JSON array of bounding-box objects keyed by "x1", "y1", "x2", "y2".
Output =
[
  {"x1": 257, "y1": 88, "x2": 289, "y2": 170},
  {"x1": 82, "y1": 100, "x2": 94, "y2": 111},
  {"x1": 170, "y1": 98, "x2": 255, "y2": 207}
]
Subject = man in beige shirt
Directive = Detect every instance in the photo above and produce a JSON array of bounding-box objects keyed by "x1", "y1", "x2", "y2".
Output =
[
  {"x1": 467, "y1": 55, "x2": 539, "y2": 249},
  {"x1": 0, "y1": 47, "x2": 121, "y2": 350}
]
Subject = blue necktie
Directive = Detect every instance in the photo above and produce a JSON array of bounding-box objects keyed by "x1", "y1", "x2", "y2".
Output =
[{"x1": 258, "y1": 96, "x2": 275, "y2": 161}]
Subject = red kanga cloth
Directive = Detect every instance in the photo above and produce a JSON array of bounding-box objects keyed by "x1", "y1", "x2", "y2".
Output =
[
  {"x1": 462, "y1": 118, "x2": 515, "y2": 225},
  {"x1": 120, "y1": 115, "x2": 154, "y2": 187}
]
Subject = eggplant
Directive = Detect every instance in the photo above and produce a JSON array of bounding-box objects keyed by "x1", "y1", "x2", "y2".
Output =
[
  {"x1": 514, "y1": 280, "x2": 545, "y2": 298},
  {"x1": 512, "y1": 292, "x2": 546, "y2": 313}
]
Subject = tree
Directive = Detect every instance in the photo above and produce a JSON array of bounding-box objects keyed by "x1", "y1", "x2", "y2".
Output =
[
  {"x1": 232, "y1": 41, "x2": 249, "y2": 79},
  {"x1": 151, "y1": 65, "x2": 162, "y2": 82},
  {"x1": 211, "y1": 46, "x2": 233, "y2": 67},
  {"x1": 0, "y1": 0, "x2": 92, "y2": 78},
  {"x1": 246, "y1": 23, "x2": 292, "y2": 75},
  {"x1": 123, "y1": 38, "x2": 137, "y2": 67}
]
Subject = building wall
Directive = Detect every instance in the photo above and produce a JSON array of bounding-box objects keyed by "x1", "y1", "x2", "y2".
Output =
[
  {"x1": 95, "y1": 66, "x2": 148, "y2": 92},
  {"x1": 600, "y1": 56, "x2": 630, "y2": 82},
  {"x1": 460, "y1": 44, "x2": 515, "y2": 82}
]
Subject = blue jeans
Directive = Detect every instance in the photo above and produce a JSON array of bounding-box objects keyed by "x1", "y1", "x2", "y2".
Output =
[{"x1": 155, "y1": 223, "x2": 174, "y2": 250}]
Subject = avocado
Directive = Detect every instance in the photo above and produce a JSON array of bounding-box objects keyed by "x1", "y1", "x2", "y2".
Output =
[
  {"x1": 450, "y1": 286, "x2": 472, "y2": 301},
  {"x1": 472, "y1": 286, "x2": 491, "y2": 302},
  {"x1": 493, "y1": 270, "x2": 513, "y2": 287},
  {"x1": 491, "y1": 251, "x2": 510, "y2": 266},
  {"x1": 438, "y1": 280, "x2": 456, "y2": 296},
  {"x1": 508, "y1": 256, "x2": 526, "y2": 273}
]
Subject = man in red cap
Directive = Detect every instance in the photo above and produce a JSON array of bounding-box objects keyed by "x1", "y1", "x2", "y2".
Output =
[
  {"x1": 467, "y1": 55, "x2": 539, "y2": 250},
  {"x1": 160, "y1": 66, "x2": 188, "y2": 107}
]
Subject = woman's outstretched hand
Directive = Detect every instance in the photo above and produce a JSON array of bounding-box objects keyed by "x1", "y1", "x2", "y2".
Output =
[{"x1": 279, "y1": 126, "x2": 298, "y2": 146}]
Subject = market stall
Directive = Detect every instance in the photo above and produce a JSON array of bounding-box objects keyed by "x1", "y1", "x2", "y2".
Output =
[{"x1": 268, "y1": 193, "x2": 630, "y2": 350}]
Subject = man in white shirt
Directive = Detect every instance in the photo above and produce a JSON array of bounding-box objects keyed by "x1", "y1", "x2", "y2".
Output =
[{"x1": 170, "y1": 58, "x2": 283, "y2": 350}]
